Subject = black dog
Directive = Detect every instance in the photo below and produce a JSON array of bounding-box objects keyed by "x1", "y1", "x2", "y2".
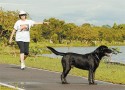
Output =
[{"x1": 47, "y1": 45, "x2": 112, "y2": 85}]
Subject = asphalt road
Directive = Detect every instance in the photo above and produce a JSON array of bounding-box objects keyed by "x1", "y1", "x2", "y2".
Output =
[{"x1": 0, "y1": 64, "x2": 125, "y2": 90}]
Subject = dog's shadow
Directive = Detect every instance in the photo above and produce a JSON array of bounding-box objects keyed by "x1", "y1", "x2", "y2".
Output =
[
  {"x1": 58, "y1": 82, "x2": 108, "y2": 86},
  {"x1": 58, "y1": 82, "x2": 90, "y2": 85}
]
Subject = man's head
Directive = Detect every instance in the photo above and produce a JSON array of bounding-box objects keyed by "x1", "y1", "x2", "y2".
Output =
[{"x1": 19, "y1": 10, "x2": 27, "y2": 19}]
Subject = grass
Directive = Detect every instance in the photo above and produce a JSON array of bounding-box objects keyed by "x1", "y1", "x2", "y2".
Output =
[
  {"x1": 0, "y1": 85, "x2": 15, "y2": 90},
  {"x1": 0, "y1": 53, "x2": 125, "y2": 85}
]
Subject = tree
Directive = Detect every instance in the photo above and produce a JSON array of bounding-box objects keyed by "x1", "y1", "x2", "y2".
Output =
[
  {"x1": 42, "y1": 18, "x2": 66, "y2": 43},
  {"x1": 63, "y1": 23, "x2": 77, "y2": 43},
  {"x1": 0, "y1": 8, "x2": 18, "y2": 45},
  {"x1": 118, "y1": 24, "x2": 125, "y2": 29},
  {"x1": 112, "y1": 22, "x2": 118, "y2": 29},
  {"x1": 30, "y1": 25, "x2": 43, "y2": 43}
]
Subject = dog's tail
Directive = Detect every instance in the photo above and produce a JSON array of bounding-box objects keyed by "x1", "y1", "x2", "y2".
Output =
[{"x1": 47, "y1": 46, "x2": 66, "y2": 56}]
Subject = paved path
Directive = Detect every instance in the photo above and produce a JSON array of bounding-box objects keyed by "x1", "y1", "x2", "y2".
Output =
[{"x1": 0, "y1": 64, "x2": 125, "y2": 90}]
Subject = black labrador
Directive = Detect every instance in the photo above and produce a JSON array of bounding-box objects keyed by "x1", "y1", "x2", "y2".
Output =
[{"x1": 47, "y1": 45, "x2": 112, "y2": 85}]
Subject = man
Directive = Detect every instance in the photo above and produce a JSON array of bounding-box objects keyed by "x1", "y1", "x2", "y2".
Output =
[{"x1": 9, "y1": 10, "x2": 49, "y2": 70}]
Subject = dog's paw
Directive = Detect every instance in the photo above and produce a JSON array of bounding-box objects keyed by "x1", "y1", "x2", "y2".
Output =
[
  {"x1": 62, "y1": 82, "x2": 69, "y2": 84},
  {"x1": 89, "y1": 82, "x2": 97, "y2": 85}
]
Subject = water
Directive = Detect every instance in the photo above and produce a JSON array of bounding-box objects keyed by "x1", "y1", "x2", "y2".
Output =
[{"x1": 43, "y1": 46, "x2": 125, "y2": 64}]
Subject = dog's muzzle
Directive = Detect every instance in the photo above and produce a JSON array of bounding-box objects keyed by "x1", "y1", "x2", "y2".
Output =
[{"x1": 105, "y1": 53, "x2": 112, "y2": 57}]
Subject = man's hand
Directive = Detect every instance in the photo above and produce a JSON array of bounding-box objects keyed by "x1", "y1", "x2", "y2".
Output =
[{"x1": 20, "y1": 25, "x2": 28, "y2": 31}]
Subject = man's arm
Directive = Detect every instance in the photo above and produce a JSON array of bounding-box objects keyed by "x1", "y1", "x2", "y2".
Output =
[
  {"x1": 34, "y1": 22, "x2": 49, "y2": 25},
  {"x1": 9, "y1": 29, "x2": 16, "y2": 44}
]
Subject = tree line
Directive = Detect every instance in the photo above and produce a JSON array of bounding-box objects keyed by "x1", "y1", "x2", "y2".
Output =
[{"x1": 0, "y1": 9, "x2": 125, "y2": 46}]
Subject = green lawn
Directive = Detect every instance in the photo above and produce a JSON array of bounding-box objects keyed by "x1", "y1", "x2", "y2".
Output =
[
  {"x1": 0, "y1": 54, "x2": 125, "y2": 85},
  {"x1": 0, "y1": 85, "x2": 15, "y2": 90}
]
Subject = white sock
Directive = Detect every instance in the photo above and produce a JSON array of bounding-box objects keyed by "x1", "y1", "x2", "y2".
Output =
[{"x1": 21, "y1": 62, "x2": 25, "y2": 69}]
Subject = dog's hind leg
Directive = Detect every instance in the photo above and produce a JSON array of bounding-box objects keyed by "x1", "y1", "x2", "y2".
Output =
[
  {"x1": 61, "y1": 68, "x2": 71, "y2": 84},
  {"x1": 61, "y1": 60, "x2": 71, "y2": 84}
]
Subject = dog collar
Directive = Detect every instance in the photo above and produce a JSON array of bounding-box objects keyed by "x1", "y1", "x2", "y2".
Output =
[{"x1": 95, "y1": 54, "x2": 100, "y2": 60}]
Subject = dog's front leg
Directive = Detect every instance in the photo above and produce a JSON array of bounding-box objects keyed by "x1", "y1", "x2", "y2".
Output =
[
  {"x1": 88, "y1": 69, "x2": 93, "y2": 85},
  {"x1": 92, "y1": 72, "x2": 97, "y2": 85},
  {"x1": 89, "y1": 70, "x2": 97, "y2": 85}
]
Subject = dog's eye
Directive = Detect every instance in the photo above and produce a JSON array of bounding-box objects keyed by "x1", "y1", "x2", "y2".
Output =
[{"x1": 101, "y1": 48, "x2": 106, "y2": 51}]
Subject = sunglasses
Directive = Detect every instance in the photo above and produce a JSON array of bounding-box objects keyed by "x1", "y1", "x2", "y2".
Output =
[{"x1": 19, "y1": 14, "x2": 27, "y2": 16}]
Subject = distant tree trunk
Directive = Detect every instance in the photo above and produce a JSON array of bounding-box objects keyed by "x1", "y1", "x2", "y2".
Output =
[
  {"x1": 0, "y1": 25, "x2": 2, "y2": 35},
  {"x1": 57, "y1": 33, "x2": 62, "y2": 44}
]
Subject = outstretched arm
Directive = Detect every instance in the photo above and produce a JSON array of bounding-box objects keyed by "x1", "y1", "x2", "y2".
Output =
[{"x1": 34, "y1": 22, "x2": 49, "y2": 25}]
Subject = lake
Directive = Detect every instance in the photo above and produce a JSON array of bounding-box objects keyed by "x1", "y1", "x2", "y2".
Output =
[{"x1": 43, "y1": 46, "x2": 125, "y2": 64}]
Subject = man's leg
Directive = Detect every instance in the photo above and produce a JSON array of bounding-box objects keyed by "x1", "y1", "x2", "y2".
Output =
[
  {"x1": 24, "y1": 42, "x2": 29, "y2": 60},
  {"x1": 17, "y1": 41, "x2": 25, "y2": 70},
  {"x1": 20, "y1": 53, "x2": 25, "y2": 63},
  {"x1": 20, "y1": 53, "x2": 25, "y2": 70},
  {"x1": 24, "y1": 55, "x2": 28, "y2": 60}
]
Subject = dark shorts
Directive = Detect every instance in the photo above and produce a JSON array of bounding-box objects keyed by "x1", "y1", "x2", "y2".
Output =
[{"x1": 16, "y1": 41, "x2": 29, "y2": 55}]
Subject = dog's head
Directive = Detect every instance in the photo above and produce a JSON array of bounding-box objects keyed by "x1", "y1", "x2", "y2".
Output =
[{"x1": 94, "y1": 45, "x2": 112, "y2": 57}]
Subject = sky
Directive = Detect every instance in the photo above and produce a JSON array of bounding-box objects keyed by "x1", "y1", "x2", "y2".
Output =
[{"x1": 0, "y1": 0, "x2": 125, "y2": 26}]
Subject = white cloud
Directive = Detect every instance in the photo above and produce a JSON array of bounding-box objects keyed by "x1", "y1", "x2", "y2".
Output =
[{"x1": 0, "y1": 2, "x2": 29, "y2": 5}]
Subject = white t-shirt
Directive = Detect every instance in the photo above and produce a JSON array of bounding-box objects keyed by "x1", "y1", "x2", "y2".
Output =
[{"x1": 14, "y1": 19, "x2": 35, "y2": 42}]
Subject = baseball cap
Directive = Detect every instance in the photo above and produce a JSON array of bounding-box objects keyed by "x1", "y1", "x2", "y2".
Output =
[{"x1": 19, "y1": 10, "x2": 27, "y2": 15}]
